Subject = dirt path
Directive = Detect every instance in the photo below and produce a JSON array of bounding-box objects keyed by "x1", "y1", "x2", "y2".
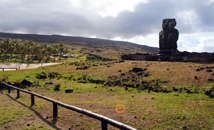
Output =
[{"x1": 0, "y1": 63, "x2": 61, "y2": 71}]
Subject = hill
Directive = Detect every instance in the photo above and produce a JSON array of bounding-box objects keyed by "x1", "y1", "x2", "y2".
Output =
[{"x1": 0, "y1": 32, "x2": 158, "y2": 54}]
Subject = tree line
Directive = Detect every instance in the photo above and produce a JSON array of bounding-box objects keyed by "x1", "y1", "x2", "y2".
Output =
[{"x1": 0, "y1": 39, "x2": 68, "y2": 63}]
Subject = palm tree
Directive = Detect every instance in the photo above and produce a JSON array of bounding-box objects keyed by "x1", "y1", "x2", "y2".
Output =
[
  {"x1": 25, "y1": 40, "x2": 34, "y2": 62},
  {"x1": 59, "y1": 42, "x2": 64, "y2": 60},
  {"x1": 3, "y1": 39, "x2": 10, "y2": 61},
  {"x1": 8, "y1": 40, "x2": 16, "y2": 62},
  {"x1": 14, "y1": 41, "x2": 20, "y2": 62},
  {"x1": 45, "y1": 45, "x2": 53, "y2": 62},
  {"x1": 52, "y1": 44, "x2": 59, "y2": 62}
]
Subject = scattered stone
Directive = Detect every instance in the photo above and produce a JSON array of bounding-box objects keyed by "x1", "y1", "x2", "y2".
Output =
[
  {"x1": 205, "y1": 87, "x2": 214, "y2": 98},
  {"x1": 36, "y1": 72, "x2": 47, "y2": 79},
  {"x1": 45, "y1": 82, "x2": 53, "y2": 85},
  {"x1": 206, "y1": 69, "x2": 213, "y2": 72},
  {"x1": 65, "y1": 89, "x2": 73, "y2": 93},
  {"x1": 132, "y1": 67, "x2": 146, "y2": 73},
  {"x1": 182, "y1": 126, "x2": 188, "y2": 130},
  {"x1": 196, "y1": 69, "x2": 200, "y2": 71},
  {"x1": 76, "y1": 66, "x2": 89, "y2": 70},
  {"x1": 173, "y1": 87, "x2": 179, "y2": 92},
  {"x1": 208, "y1": 78, "x2": 214, "y2": 82},
  {"x1": 121, "y1": 73, "x2": 125, "y2": 76},
  {"x1": 20, "y1": 79, "x2": 33, "y2": 88}
]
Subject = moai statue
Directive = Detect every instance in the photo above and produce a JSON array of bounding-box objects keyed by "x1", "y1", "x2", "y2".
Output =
[{"x1": 159, "y1": 19, "x2": 179, "y2": 55}]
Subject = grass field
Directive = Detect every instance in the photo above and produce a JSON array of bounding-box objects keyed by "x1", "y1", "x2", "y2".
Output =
[{"x1": 0, "y1": 60, "x2": 214, "y2": 129}]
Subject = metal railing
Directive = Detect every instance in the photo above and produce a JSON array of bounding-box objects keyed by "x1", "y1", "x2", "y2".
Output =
[{"x1": 1, "y1": 82, "x2": 137, "y2": 130}]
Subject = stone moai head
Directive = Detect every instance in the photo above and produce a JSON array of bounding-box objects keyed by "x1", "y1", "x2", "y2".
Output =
[{"x1": 162, "y1": 19, "x2": 177, "y2": 30}]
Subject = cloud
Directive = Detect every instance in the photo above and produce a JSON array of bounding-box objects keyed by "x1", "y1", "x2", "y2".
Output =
[
  {"x1": 178, "y1": 33, "x2": 214, "y2": 52},
  {"x1": 0, "y1": 0, "x2": 214, "y2": 52}
]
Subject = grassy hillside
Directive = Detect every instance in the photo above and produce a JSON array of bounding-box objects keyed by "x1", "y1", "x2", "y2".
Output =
[
  {"x1": 0, "y1": 59, "x2": 214, "y2": 129},
  {"x1": 0, "y1": 32, "x2": 158, "y2": 55}
]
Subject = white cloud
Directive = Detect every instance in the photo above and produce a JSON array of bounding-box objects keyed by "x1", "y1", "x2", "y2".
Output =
[
  {"x1": 94, "y1": 0, "x2": 149, "y2": 17},
  {"x1": 68, "y1": 0, "x2": 149, "y2": 17},
  {"x1": 177, "y1": 10, "x2": 201, "y2": 32},
  {"x1": 178, "y1": 33, "x2": 214, "y2": 52}
]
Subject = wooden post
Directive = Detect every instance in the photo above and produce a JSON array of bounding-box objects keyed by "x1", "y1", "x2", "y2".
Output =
[
  {"x1": 17, "y1": 90, "x2": 20, "y2": 98},
  {"x1": 101, "y1": 120, "x2": 107, "y2": 130},
  {"x1": 2, "y1": 68, "x2": 4, "y2": 71},
  {"x1": 53, "y1": 102, "x2": 58, "y2": 118},
  {"x1": 31, "y1": 94, "x2": 35, "y2": 106},
  {"x1": 8, "y1": 87, "x2": 11, "y2": 93}
]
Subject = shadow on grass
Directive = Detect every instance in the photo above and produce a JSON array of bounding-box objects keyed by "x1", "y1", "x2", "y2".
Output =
[{"x1": 5, "y1": 93, "x2": 62, "y2": 130}]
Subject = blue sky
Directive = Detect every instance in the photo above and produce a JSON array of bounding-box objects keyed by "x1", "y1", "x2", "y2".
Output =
[{"x1": 0, "y1": 0, "x2": 214, "y2": 52}]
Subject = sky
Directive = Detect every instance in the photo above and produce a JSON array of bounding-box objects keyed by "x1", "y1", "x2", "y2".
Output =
[{"x1": 0, "y1": 0, "x2": 214, "y2": 52}]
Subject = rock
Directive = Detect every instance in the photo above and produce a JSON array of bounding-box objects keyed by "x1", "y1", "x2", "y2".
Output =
[
  {"x1": 65, "y1": 89, "x2": 73, "y2": 93},
  {"x1": 173, "y1": 87, "x2": 179, "y2": 92},
  {"x1": 206, "y1": 69, "x2": 213, "y2": 72},
  {"x1": 132, "y1": 67, "x2": 143, "y2": 73},
  {"x1": 196, "y1": 69, "x2": 200, "y2": 71},
  {"x1": 159, "y1": 18, "x2": 179, "y2": 55},
  {"x1": 20, "y1": 79, "x2": 33, "y2": 88},
  {"x1": 208, "y1": 78, "x2": 214, "y2": 82},
  {"x1": 205, "y1": 87, "x2": 214, "y2": 98},
  {"x1": 36, "y1": 72, "x2": 47, "y2": 79},
  {"x1": 45, "y1": 82, "x2": 53, "y2": 85}
]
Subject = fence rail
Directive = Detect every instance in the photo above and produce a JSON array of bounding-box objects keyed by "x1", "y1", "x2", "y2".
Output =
[
  {"x1": 1, "y1": 82, "x2": 137, "y2": 130},
  {"x1": 0, "y1": 67, "x2": 19, "y2": 71}
]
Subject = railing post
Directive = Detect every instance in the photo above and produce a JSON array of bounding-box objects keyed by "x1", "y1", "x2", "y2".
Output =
[
  {"x1": 101, "y1": 120, "x2": 108, "y2": 130},
  {"x1": 8, "y1": 87, "x2": 11, "y2": 93},
  {"x1": 31, "y1": 94, "x2": 35, "y2": 106},
  {"x1": 53, "y1": 102, "x2": 58, "y2": 118},
  {"x1": 2, "y1": 68, "x2": 4, "y2": 71},
  {"x1": 17, "y1": 90, "x2": 20, "y2": 98}
]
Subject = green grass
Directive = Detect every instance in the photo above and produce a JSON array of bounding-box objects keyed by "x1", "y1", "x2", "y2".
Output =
[{"x1": 1, "y1": 60, "x2": 214, "y2": 129}]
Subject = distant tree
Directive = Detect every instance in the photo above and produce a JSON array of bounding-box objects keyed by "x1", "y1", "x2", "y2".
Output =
[
  {"x1": 52, "y1": 44, "x2": 59, "y2": 62},
  {"x1": 14, "y1": 41, "x2": 20, "y2": 62},
  {"x1": 59, "y1": 42, "x2": 64, "y2": 59},
  {"x1": 25, "y1": 40, "x2": 34, "y2": 61},
  {"x1": 46, "y1": 45, "x2": 54, "y2": 60}
]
